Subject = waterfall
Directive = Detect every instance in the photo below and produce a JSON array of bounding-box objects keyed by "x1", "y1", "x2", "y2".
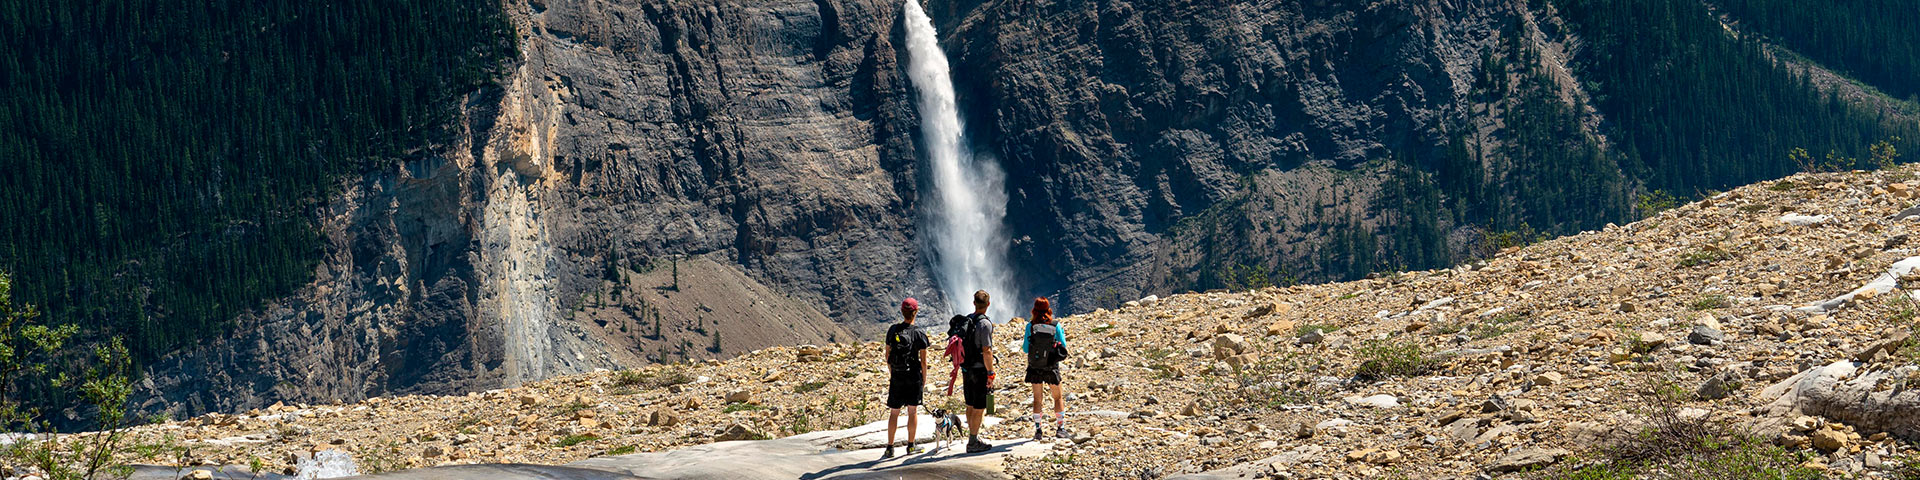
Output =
[{"x1": 902, "y1": 0, "x2": 1015, "y2": 321}]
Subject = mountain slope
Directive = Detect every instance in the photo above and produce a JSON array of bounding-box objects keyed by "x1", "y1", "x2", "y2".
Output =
[{"x1": 84, "y1": 166, "x2": 1920, "y2": 478}]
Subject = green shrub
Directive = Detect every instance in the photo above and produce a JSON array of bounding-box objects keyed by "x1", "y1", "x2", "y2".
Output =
[
  {"x1": 1636, "y1": 190, "x2": 1682, "y2": 218},
  {"x1": 555, "y1": 434, "x2": 600, "y2": 448},
  {"x1": 1, "y1": 272, "x2": 143, "y2": 480},
  {"x1": 1535, "y1": 376, "x2": 1822, "y2": 479},
  {"x1": 605, "y1": 445, "x2": 637, "y2": 456},
  {"x1": 1353, "y1": 339, "x2": 1439, "y2": 380},
  {"x1": 722, "y1": 402, "x2": 763, "y2": 413},
  {"x1": 793, "y1": 381, "x2": 828, "y2": 394},
  {"x1": 1296, "y1": 324, "x2": 1339, "y2": 337},
  {"x1": 1678, "y1": 248, "x2": 1732, "y2": 267},
  {"x1": 1689, "y1": 294, "x2": 1730, "y2": 311},
  {"x1": 612, "y1": 370, "x2": 650, "y2": 388}
]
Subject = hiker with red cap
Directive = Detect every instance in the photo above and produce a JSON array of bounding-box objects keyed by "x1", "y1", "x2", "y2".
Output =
[{"x1": 880, "y1": 297, "x2": 930, "y2": 459}]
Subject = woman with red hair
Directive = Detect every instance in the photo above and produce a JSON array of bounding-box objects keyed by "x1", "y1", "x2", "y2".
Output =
[{"x1": 1021, "y1": 297, "x2": 1069, "y2": 440}]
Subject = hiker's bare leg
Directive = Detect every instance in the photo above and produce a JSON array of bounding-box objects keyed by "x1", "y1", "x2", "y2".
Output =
[
  {"x1": 887, "y1": 408, "x2": 900, "y2": 447},
  {"x1": 967, "y1": 406, "x2": 984, "y2": 437},
  {"x1": 905, "y1": 405, "x2": 918, "y2": 447},
  {"x1": 1030, "y1": 383, "x2": 1043, "y2": 420},
  {"x1": 1050, "y1": 383, "x2": 1064, "y2": 417}
]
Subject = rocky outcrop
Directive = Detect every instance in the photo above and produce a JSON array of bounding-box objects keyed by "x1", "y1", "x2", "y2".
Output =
[
  {"x1": 936, "y1": 0, "x2": 1573, "y2": 306},
  {"x1": 136, "y1": 0, "x2": 920, "y2": 419},
  {"x1": 1759, "y1": 361, "x2": 1920, "y2": 441}
]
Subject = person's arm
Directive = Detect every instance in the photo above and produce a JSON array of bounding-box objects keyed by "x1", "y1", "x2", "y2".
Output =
[
  {"x1": 919, "y1": 348, "x2": 929, "y2": 383},
  {"x1": 1021, "y1": 323, "x2": 1031, "y2": 353}
]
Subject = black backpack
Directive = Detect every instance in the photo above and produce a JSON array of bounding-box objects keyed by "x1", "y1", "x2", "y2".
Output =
[
  {"x1": 887, "y1": 326, "x2": 919, "y2": 372},
  {"x1": 1028, "y1": 322, "x2": 1067, "y2": 368},
  {"x1": 952, "y1": 313, "x2": 990, "y2": 368}
]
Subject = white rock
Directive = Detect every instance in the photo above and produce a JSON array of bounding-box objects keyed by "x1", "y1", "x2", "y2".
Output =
[
  {"x1": 1780, "y1": 213, "x2": 1831, "y2": 226},
  {"x1": 1343, "y1": 394, "x2": 1400, "y2": 408}
]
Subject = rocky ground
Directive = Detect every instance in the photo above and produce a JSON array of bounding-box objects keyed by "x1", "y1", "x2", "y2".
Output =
[{"x1": 36, "y1": 168, "x2": 1920, "y2": 478}]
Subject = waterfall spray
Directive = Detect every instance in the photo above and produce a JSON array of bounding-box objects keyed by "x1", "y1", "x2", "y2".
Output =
[{"x1": 902, "y1": 0, "x2": 1015, "y2": 321}]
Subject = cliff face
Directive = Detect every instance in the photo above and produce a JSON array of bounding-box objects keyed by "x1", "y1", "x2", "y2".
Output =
[
  {"x1": 940, "y1": 0, "x2": 1556, "y2": 306},
  {"x1": 136, "y1": 0, "x2": 913, "y2": 418}
]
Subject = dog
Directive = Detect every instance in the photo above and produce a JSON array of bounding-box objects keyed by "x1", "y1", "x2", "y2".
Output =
[{"x1": 925, "y1": 408, "x2": 965, "y2": 451}]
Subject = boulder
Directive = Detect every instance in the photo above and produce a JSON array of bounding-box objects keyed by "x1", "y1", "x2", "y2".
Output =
[
  {"x1": 725, "y1": 390, "x2": 753, "y2": 404},
  {"x1": 1181, "y1": 401, "x2": 1205, "y2": 417},
  {"x1": 1852, "y1": 330, "x2": 1912, "y2": 363},
  {"x1": 1212, "y1": 334, "x2": 1248, "y2": 359},
  {"x1": 1344, "y1": 394, "x2": 1399, "y2": 409},
  {"x1": 1631, "y1": 332, "x2": 1668, "y2": 352},
  {"x1": 1533, "y1": 372, "x2": 1564, "y2": 387},
  {"x1": 1811, "y1": 428, "x2": 1849, "y2": 452},
  {"x1": 1265, "y1": 319, "x2": 1298, "y2": 337},
  {"x1": 1697, "y1": 370, "x2": 1742, "y2": 400},
  {"x1": 1486, "y1": 448, "x2": 1569, "y2": 473},
  {"x1": 1297, "y1": 329, "x2": 1325, "y2": 345},
  {"x1": 1688, "y1": 325, "x2": 1726, "y2": 345},
  {"x1": 714, "y1": 423, "x2": 762, "y2": 442},
  {"x1": 653, "y1": 410, "x2": 679, "y2": 426},
  {"x1": 1757, "y1": 361, "x2": 1920, "y2": 441}
]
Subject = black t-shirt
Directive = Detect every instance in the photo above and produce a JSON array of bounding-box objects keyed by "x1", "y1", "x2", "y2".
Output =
[{"x1": 886, "y1": 322, "x2": 931, "y2": 373}]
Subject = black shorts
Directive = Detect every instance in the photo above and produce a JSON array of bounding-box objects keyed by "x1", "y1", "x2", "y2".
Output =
[
  {"x1": 888, "y1": 372, "x2": 924, "y2": 409},
  {"x1": 962, "y1": 367, "x2": 991, "y2": 409},
  {"x1": 1024, "y1": 366, "x2": 1061, "y2": 385}
]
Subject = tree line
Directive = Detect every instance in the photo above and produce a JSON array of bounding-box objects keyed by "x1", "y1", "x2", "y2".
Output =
[{"x1": 0, "y1": 0, "x2": 516, "y2": 424}]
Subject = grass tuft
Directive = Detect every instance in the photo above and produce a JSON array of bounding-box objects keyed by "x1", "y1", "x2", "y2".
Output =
[
  {"x1": 1689, "y1": 294, "x2": 1731, "y2": 311},
  {"x1": 1353, "y1": 339, "x2": 1439, "y2": 380},
  {"x1": 555, "y1": 434, "x2": 600, "y2": 448}
]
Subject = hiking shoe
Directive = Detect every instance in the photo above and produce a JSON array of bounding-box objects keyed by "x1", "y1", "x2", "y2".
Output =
[
  {"x1": 966, "y1": 440, "x2": 991, "y2": 453},
  {"x1": 1056, "y1": 425, "x2": 1070, "y2": 440},
  {"x1": 880, "y1": 447, "x2": 896, "y2": 460},
  {"x1": 907, "y1": 445, "x2": 926, "y2": 454},
  {"x1": 1033, "y1": 424, "x2": 1044, "y2": 441}
]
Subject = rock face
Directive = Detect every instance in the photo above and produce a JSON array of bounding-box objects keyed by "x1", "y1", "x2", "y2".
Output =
[
  {"x1": 1759, "y1": 361, "x2": 1920, "y2": 441},
  {"x1": 939, "y1": 0, "x2": 1539, "y2": 305},
  {"x1": 135, "y1": 0, "x2": 906, "y2": 419}
]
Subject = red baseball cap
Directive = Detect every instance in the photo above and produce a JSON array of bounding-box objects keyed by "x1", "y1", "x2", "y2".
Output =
[{"x1": 901, "y1": 298, "x2": 920, "y2": 312}]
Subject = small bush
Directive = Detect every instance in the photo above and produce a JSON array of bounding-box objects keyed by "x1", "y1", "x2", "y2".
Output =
[
  {"x1": 1219, "y1": 354, "x2": 1326, "y2": 409},
  {"x1": 612, "y1": 370, "x2": 650, "y2": 387},
  {"x1": 605, "y1": 445, "x2": 637, "y2": 456},
  {"x1": 1678, "y1": 248, "x2": 1732, "y2": 267},
  {"x1": 1479, "y1": 223, "x2": 1547, "y2": 259},
  {"x1": 722, "y1": 402, "x2": 763, "y2": 413},
  {"x1": 354, "y1": 440, "x2": 408, "y2": 474},
  {"x1": 1767, "y1": 180, "x2": 1799, "y2": 191},
  {"x1": 1689, "y1": 294, "x2": 1730, "y2": 311},
  {"x1": 558, "y1": 398, "x2": 591, "y2": 417},
  {"x1": 1636, "y1": 190, "x2": 1681, "y2": 218},
  {"x1": 1296, "y1": 324, "x2": 1339, "y2": 337},
  {"x1": 555, "y1": 434, "x2": 600, "y2": 448},
  {"x1": 1890, "y1": 451, "x2": 1920, "y2": 480},
  {"x1": 1536, "y1": 376, "x2": 1823, "y2": 480},
  {"x1": 793, "y1": 381, "x2": 828, "y2": 394},
  {"x1": 1353, "y1": 339, "x2": 1439, "y2": 380}
]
